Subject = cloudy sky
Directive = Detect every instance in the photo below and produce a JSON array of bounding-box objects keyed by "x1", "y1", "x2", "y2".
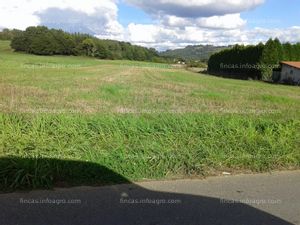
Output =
[{"x1": 0, "y1": 0, "x2": 299, "y2": 50}]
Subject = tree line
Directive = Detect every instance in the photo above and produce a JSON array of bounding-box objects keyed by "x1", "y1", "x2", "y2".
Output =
[
  {"x1": 0, "y1": 28, "x2": 22, "y2": 40},
  {"x1": 208, "y1": 38, "x2": 300, "y2": 80},
  {"x1": 3, "y1": 26, "x2": 162, "y2": 62}
]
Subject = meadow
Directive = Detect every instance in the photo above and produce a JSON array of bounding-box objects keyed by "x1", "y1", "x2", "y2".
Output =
[{"x1": 0, "y1": 40, "x2": 299, "y2": 190}]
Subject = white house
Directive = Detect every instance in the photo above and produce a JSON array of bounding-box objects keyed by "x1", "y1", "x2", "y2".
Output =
[{"x1": 280, "y1": 61, "x2": 300, "y2": 84}]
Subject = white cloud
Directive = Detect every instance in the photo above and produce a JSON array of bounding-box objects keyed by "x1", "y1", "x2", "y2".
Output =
[
  {"x1": 122, "y1": 0, "x2": 261, "y2": 48},
  {"x1": 127, "y1": 24, "x2": 160, "y2": 43},
  {"x1": 0, "y1": 0, "x2": 299, "y2": 50},
  {"x1": 126, "y1": 0, "x2": 265, "y2": 18},
  {"x1": 196, "y1": 14, "x2": 246, "y2": 29},
  {"x1": 0, "y1": 0, "x2": 123, "y2": 37},
  {"x1": 122, "y1": 23, "x2": 300, "y2": 51},
  {"x1": 249, "y1": 26, "x2": 300, "y2": 43},
  {"x1": 163, "y1": 14, "x2": 246, "y2": 29}
]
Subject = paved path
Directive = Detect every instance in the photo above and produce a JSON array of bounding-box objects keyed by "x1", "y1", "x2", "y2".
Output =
[{"x1": 1, "y1": 171, "x2": 299, "y2": 225}]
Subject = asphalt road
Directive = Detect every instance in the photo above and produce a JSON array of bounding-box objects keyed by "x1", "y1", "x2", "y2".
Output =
[{"x1": 1, "y1": 170, "x2": 299, "y2": 225}]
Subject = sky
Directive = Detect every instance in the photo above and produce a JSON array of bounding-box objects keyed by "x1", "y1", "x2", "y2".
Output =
[{"x1": 0, "y1": 0, "x2": 299, "y2": 50}]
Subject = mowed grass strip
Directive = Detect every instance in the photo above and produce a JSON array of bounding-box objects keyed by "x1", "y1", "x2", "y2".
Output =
[{"x1": 1, "y1": 113, "x2": 299, "y2": 190}]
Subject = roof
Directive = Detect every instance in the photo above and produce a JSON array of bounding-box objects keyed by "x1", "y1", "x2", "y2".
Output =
[{"x1": 281, "y1": 61, "x2": 300, "y2": 69}]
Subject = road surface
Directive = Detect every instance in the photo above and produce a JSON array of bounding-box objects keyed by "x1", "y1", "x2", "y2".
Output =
[{"x1": 0, "y1": 170, "x2": 299, "y2": 225}]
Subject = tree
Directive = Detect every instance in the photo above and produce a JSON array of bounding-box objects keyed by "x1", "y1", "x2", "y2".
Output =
[
  {"x1": 94, "y1": 42, "x2": 108, "y2": 59},
  {"x1": 80, "y1": 38, "x2": 96, "y2": 56},
  {"x1": 259, "y1": 38, "x2": 282, "y2": 80},
  {"x1": 10, "y1": 32, "x2": 27, "y2": 51}
]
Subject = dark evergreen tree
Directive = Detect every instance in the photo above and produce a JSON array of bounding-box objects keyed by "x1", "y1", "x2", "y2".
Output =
[{"x1": 208, "y1": 38, "x2": 300, "y2": 81}]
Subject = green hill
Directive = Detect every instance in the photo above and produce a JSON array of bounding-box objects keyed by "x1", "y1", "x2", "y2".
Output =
[{"x1": 160, "y1": 45, "x2": 229, "y2": 61}]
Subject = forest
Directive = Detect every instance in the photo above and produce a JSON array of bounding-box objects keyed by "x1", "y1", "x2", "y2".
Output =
[
  {"x1": 208, "y1": 38, "x2": 300, "y2": 80},
  {"x1": 0, "y1": 26, "x2": 161, "y2": 62}
]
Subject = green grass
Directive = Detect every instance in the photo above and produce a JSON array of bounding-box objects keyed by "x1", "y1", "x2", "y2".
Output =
[
  {"x1": 1, "y1": 40, "x2": 299, "y2": 114},
  {"x1": 1, "y1": 114, "x2": 299, "y2": 190},
  {"x1": 0, "y1": 40, "x2": 299, "y2": 190}
]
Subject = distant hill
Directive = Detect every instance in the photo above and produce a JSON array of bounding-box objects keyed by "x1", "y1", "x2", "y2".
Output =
[{"x1": 160, "y1": 45, "x2": 229, "y2": 61}]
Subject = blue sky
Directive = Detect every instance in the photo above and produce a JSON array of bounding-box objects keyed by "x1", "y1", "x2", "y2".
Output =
[
  {"x1": 241, "y1": 0, "x2": 300, "y2": 29},
  {"x1": 0, "y1": 0, "x2": 299, "y2": 50},
  {"x1": 118, "y1": 3, "x2": 153, "y2": 26}
]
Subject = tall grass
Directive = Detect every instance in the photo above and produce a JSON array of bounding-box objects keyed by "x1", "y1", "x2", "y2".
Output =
[{"x1": 1, "y1": 113, "x2": 299, "y2": 190}]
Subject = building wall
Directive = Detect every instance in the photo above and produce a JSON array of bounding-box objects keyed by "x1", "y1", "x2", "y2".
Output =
[{"x1": 281, "y1": 65, "x2": 300, "y2": 83}]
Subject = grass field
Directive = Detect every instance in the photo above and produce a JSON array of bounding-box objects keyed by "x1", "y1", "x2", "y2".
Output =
[{"x1": 0, "y1": 40, "x2": 299, "y2": 190}]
